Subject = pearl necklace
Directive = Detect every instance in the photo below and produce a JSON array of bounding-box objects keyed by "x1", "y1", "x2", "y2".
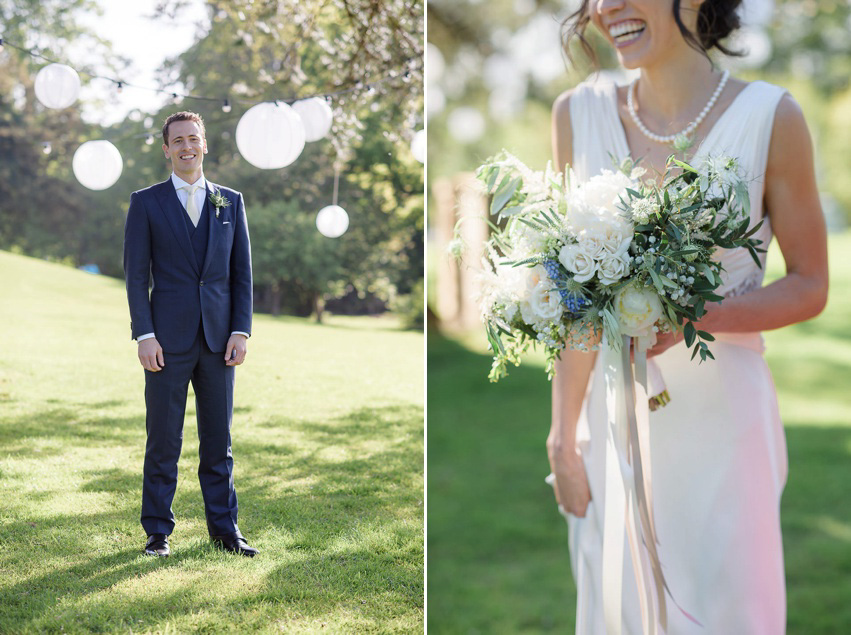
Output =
[{"x1": 627, "y1": 70, "x2": 730, "y2": 148}]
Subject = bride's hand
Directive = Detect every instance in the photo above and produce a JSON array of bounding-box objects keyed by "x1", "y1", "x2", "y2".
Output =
[
  {"x1": 646, "y1": 330, "x2": 682, "y2": 358},
  {"x1": 546, "y1": 435, "x2": 591, "y2": 517}
]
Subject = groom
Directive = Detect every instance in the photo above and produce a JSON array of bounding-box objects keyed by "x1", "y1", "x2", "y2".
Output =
[{"x1": 123, "y1": 111, "x2": 258, "y2": 557}]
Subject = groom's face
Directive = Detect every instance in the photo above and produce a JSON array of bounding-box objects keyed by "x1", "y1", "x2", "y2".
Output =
[{"x1": 162, "y1": 120, "x2": 208, "y2": 176}]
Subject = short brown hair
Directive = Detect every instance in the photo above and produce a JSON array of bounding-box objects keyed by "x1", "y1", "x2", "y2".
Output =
[{"x1": 162, "y1": 111, "x2": 206, "y2": 145}]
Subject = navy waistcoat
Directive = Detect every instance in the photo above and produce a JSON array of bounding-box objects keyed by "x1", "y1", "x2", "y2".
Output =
[{"x1": 181, "y1": 193, "x2": 210, "y2": 270}]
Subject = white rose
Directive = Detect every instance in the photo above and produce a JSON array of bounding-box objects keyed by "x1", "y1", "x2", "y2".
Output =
[
  {"x1": 529, "y1": 283, "x2": 563, "y2": 321},
  {"x1": 558, "y1": 244, "x2": 596, "y2": 283},
  {"x1": 600, "y1": 231, "x2": 632, "y2": 258},
  {"x1": 518, "y1": 265, "x2": 563, "y2": 325},
  {"x1": 597, "y1": 253, "x2": 631, "y2": 285},
  {"x1": 576, "y1": 229, "x2": 607, "y2": 259},
  {"x1": 613, "y1": 282, "x2": 663, "y2": 337}
]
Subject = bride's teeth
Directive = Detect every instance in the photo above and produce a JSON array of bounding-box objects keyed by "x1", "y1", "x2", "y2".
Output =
[{"x1": 609, "y1": 20, "x2": 646, "y2": 44}]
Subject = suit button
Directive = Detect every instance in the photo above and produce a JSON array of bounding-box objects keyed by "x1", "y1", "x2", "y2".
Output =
[{"x1": 199, "y1": 281, "x2": 205, "y2": 286}]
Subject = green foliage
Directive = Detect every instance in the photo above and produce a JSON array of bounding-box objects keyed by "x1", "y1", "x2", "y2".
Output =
[
  {"x1": 250, "y1": 201, "x2": 343, "y2": 319},
  {"x1": 0, "y1": 249, "x2": 424, "y2": 632},
  {"x1": 390, "y1": 277, "x2": 425, "y2": 330}
]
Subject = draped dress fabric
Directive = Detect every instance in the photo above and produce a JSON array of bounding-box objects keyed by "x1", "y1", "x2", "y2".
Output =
[{"x1": 563, "y1": 79, "x2": 789, "y2": 634}]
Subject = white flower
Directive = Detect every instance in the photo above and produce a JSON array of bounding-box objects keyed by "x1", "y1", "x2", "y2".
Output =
[
  {"x1": 597, "y1": 252, "x2": 631, "y2": 286},
  {"x1": 629, "y1": 197, "x2": 660, "y2": 224},
  {"x1": 612, "y1": 281, "x2": 663, "y2": 339},
  {"x1": 528, "y1": 281, "x2": 563, "y2": 321},
  {"x1": 558, "y1": 244, "x2": 596, "y2": 283},
  {"x1": 566, "y1": 169, "x2": 635, "y2": 238},
  {"x1": 446, "y1": 237, "x2": 465, "y2": 260},
  {"x1": 518, "y1": 265, "x2": 563, "y2": 325},
  {"x1": 507, "y1": 218, "x2": 549, "y2": 258}
]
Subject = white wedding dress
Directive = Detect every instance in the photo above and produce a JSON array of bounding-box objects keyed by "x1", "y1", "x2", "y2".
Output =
[{"x1": 563, "y1": 79, "x2": 789, "y2": 634}]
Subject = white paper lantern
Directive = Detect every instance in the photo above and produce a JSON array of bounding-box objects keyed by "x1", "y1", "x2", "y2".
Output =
[
  {"x1": 236, "y1": 102, "x2": 305, "y2": 169},
  {"x1": 73, "y1": 140, "x2": 123, "y2": 190},
  {"x1": 411, "y1": 129, "x2": 425, "y2": 164},
  {"x1": 34, "y1": 63, "x2": 81, "y2": 109},
  {"x1": 316, "y1": 205, "x2": 349, "y2": 238},
  {"x1": 292, "y1": 98, "x2": 333, "y2": 142}
]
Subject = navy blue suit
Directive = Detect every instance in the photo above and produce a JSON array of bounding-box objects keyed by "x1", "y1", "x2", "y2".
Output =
[{"x1": 124, "y1": 177, "x2": 252, "y2": 536}]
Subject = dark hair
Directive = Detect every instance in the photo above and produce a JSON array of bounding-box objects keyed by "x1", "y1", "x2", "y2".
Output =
[
  {"x1": 563, "y1": 0, "x2": 743, "y2": 66},
  {"x1": 162, "y1": 111, "x2": 206, "y2": 145}
]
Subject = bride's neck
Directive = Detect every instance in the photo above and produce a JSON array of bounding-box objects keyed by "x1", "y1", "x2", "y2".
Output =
[{"x1": 634, "y1": 53, "x2": 718, "y2": 124}]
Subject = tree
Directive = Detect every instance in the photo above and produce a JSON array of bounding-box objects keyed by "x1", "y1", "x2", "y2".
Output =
[
  {"x1": 250, "y1": 200, "x2": 343, "y2": 322},
  {"x1": 1, "y1": 0, "x2": 425, "y2": 321}
]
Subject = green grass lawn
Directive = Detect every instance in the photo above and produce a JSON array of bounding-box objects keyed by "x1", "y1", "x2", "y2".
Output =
[
  {"x1": 427, "y1": 232, "x2": 851, "y2": 633},
  {"x1": 0, "y1": 250, "x2": 423, "y2": 634}
]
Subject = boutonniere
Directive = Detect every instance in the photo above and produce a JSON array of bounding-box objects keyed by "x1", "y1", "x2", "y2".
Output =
[{"x1": 208, "y1": 188, "x2": 231, "y2": 218}]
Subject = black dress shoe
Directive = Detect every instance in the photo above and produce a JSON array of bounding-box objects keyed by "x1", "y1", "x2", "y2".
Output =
[
  {"x1": 210, "y1": 532, "x2": 259, "y2": 557},
  {"x1": 145, "y1": 533, "x2": 170, "y2": 557}
]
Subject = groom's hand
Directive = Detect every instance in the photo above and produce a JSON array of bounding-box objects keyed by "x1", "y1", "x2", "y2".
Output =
[
  {"x1": 225, "y1": 334, "x2": 248, "y2": 366},
  {"x1": 138, "y1": 338, "x2": 164, "y2": 372}
]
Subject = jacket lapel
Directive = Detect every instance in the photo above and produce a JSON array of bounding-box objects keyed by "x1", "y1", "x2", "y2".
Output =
[
  {"x1": 154, "y1": 179, "x2": 200, "y2": 276},
  {"x1": 201, "y1": 182, "x2": 222, "y2": 278}
]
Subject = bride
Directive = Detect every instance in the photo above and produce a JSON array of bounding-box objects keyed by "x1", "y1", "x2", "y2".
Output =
[{"x1": 547, "y1": 0, "x2": 828, "y2": 633}]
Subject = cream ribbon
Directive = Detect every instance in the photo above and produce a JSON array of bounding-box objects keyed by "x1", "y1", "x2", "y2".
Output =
[{"x1": 602, "y1": 335, "x2": 701, "y2": 635}]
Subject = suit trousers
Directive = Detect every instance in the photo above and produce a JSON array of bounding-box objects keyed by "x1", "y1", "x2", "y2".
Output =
[{"x1": 140, "y1": 325, "x2": 239, "y2": 536}]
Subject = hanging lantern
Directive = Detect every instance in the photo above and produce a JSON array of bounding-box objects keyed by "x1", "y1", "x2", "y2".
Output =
[
  {"x1": 411, "y1": 129, "x2": 425, "y2": 164},
  {"x1": 73, "y1": 140, "x2": 123, "y2": 190},
  {"x1": 292, "y1": 98, "x2": 333, "y2": 142},
  {"x1": 34, "y1": 63, "x2": 81, "y2": 109},
  {"x1": 235, "y1": 102, "x2": 305, "y2": 169},
  {"x1": 316, "y1": 205, "x2": 349, "y2": 238}
]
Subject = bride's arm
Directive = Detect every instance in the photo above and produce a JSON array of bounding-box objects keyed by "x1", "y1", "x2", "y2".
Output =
[
  {"x1": 649, "y1": 94, "x2": 829, "y2": 355},
  {"x1": 547, "y1": 90, "x2": 595, "y2": 517},
  {"x1": 704, "y1": 94, "x2": 828, "y2": 331}
]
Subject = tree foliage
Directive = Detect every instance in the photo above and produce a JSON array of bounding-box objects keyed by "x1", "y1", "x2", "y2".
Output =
[{"x1": 0, "y1": 0, "x2": 425, "y2": 319}]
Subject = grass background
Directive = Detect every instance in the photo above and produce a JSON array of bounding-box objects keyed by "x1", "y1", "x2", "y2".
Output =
[
  {"x1": 427, "y1": 232, "x2": 851, "y2": 633},
  {"x1": 0, "y1": 250, "x2": 424, "y2": 633}
]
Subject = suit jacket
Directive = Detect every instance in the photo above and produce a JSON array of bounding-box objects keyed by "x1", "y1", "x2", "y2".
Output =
[{"x1": 123, "y1": 177, "x2": 252, "y2": 354}]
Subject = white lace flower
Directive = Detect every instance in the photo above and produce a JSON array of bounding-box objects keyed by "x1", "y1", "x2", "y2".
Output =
[{"x1": 629, "y1": 197, "x2": 660, "y2": 225}]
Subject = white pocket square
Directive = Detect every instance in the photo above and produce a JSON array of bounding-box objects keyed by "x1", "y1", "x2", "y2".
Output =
[{"x1": 223, "y1": 221, "x2": 231, "y2": 225}]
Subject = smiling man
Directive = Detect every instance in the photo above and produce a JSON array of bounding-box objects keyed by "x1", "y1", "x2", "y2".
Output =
[{"x1": 123, "y1": 111, "x2": 258, "y2": 557}]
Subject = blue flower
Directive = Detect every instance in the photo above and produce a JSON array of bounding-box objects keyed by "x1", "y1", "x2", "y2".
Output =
[{"x1": 542, "y1": 258, "x2": 588, "y2": 314}]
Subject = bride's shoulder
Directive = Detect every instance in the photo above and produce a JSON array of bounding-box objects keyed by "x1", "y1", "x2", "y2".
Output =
[{"x1": 552, "y1": 80, "x2": 611, "y2": 122}]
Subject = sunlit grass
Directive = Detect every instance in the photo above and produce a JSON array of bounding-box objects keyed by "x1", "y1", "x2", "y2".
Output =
[
  {"x1": 0, "y1": 250, "x2": 423, "y2": 633},
  {"x1": 427, "y1": 232, "x2": 851, "y2": 633}
]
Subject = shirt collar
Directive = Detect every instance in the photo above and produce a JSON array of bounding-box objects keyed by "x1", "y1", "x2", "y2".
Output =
[{"x1": 171, "y1": 172, "x2": 206, "y2": 191}]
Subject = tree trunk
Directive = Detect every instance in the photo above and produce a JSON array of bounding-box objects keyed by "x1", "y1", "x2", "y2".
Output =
[
  {"x1": 270, "y1": 282, "x2": 282, "y2": 317},
  {"x1": 313, "y1": 292, "x2": 325, "y2": 323}
]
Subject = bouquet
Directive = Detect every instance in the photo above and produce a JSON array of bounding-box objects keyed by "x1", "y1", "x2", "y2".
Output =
[{"x1": 470, "y1": 151, "x2": 764, "y2": 382}]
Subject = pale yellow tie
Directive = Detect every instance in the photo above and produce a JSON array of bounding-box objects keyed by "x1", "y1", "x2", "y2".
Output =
[{"x1": 182, "y1": 185, "x2": 201, "y2": 227}]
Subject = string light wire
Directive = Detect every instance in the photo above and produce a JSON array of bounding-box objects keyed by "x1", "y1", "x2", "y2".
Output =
[{"x1": 1, "y1": 37, "x2": 421, "y2": 109}]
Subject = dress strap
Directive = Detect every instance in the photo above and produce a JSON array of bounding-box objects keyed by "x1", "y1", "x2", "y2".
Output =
[
  {"x1": 696, "y1": 81, "x2": 787, "y2": 192},
  {"x1": 569, "y1": 80, "x2": 630, "y2": 182}
]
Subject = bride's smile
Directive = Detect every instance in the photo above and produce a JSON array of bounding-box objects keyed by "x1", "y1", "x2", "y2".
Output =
[{"x1": 589, "y1": 0, "x2": 704, "y2": 70}]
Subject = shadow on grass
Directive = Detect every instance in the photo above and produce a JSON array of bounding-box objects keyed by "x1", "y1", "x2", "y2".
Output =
[
  {"x1": 427, "y1": 333, "x2": 851, "y2": 634},
  {"x1": 0, "y1": 403, "x2": 142, "y2": 458},
  {"x1": 0, "y1": 402, "x2": 423, "y2": 631}
]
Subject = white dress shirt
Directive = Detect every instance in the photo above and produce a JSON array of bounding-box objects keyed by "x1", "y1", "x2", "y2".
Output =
[
  {"x1": 137, "y1": 173, "x2": 249, "y2": 343},
  {"x1": 171, "y1": 172, "x2": 208, "y2": 221}
]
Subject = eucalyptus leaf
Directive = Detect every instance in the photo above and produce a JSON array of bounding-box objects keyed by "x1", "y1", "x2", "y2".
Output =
[{"x1": 491, "y1": 176, "x2": 521, "y2": 216}]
